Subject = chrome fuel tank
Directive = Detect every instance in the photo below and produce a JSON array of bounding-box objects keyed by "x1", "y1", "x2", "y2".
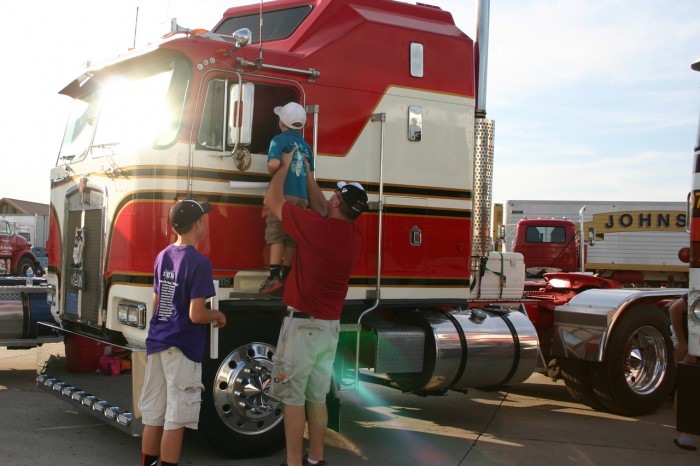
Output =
[{"x1": 385, "y1": 307, "x2": 539, "y2": 392}]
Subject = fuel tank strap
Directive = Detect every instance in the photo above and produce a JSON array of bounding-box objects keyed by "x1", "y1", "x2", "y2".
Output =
[
  {"x1": 494, "y1": 311, "x2": 521, "y2": 386},
  {"x1": 436, "y1": 309, "x2": 469, "y2": 389}
]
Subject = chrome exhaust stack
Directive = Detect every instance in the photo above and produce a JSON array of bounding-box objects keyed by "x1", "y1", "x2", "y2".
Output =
[{"x1": 471, "y1": 0, "x2": 496, "y2": 293}]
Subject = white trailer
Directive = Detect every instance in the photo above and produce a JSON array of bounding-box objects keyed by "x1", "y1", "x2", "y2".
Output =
[{"x1": 501, "y1": 200, "x2": 688, "y2": 286}]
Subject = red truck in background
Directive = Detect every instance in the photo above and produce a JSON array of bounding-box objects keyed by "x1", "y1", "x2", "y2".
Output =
[
  {"x1": 500, "y1": 200, "x2": 688, "y2": 287},
  {"x1": 0, "y1": 216, "x2": 40, "y2": 277},
  {"x1": 0, "y1": 216, "x2": 54, "y2": 349}
]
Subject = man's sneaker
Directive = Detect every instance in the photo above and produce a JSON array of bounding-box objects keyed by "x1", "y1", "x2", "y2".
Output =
[
  {"x1": 259, "y1": 276, "x2": 284, "y2": 295},
  {"x1": 303, "y1": 455, "x2": 327, "y2": 466}
]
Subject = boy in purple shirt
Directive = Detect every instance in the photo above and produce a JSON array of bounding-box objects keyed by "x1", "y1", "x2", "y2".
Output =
[{"x1": 139, "y1": 199, "x2": 226, "y2": 466}]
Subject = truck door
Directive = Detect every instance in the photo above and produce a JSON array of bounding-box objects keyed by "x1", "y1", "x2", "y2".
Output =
[{"x1": 366, "y1": 92, "x2": 472, "y2": 301}]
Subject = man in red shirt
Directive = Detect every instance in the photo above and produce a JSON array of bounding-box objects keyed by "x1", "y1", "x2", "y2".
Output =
[{"x1": 264, "y1": 148, "x2": 367, "y2": 466}]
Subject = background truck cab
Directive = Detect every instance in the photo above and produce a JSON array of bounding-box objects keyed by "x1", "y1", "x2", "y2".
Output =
[{"x1": 0, "y1": 217, "x2": 39, "y2": 277}]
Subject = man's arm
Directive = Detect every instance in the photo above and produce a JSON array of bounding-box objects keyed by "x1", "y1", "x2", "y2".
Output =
[
  {"x1": 267, "y1": 158, "x2": 281, "y2": 175},
  {"x1": 264, "y1": 148, "x2": 294, "y2": 220},
  {"x1": 669, "y1": 297, "x2": 688, "y2": 361},
  {"x1": 304, "y1": 158, "x2": 328, "y2": 216}
]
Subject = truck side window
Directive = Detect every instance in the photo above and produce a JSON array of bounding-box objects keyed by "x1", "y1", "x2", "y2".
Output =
[
  {"x1": 247, "y1": 84, "x2": 299, "y2": 154},
  {"x1": 199, "y1": 80, "x2": 227, "y2": 150},
  {"x1": 198, "y1": 80, "x2": 301, "y2": 155}
]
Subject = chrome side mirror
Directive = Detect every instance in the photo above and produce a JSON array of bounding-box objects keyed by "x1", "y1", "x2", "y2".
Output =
[{"x1": 232, "y1": 28, "x2": 252, "y2": 48}]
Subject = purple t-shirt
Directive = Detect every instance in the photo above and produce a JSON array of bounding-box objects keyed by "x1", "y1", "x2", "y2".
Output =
[{"x1": 146, "y1": 244, "x2": 216, "y2": 363}]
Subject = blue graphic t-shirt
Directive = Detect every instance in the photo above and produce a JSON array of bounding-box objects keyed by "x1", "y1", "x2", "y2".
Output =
[
  {"x1": 268, "y1": 130, "x2": 314, "y2": 199},
  {"x1": 146, "y1": 244, "x2": 216, "y2": 363}
]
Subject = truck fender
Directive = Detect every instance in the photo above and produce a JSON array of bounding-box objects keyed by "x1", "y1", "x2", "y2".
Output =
[{"x1": 552, "y1": 287, "x2": 685, "y2": 362}]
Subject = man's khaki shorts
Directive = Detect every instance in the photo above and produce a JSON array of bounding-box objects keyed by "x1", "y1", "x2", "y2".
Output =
[
  {"x1": 265, "y1": 195, "x2": 307, "y2": 247},
  {"x1": 138, "y1": 347, "x2": 204, "y2": 430},
  {"x1": 270, "y1": 309, "x2": 340, "y2": 406}
]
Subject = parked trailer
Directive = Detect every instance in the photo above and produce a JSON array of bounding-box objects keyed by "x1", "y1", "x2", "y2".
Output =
[
  {"x1": 35, "y1": 0, "x2": 683, "y2": 458},
  {"x1": 502, "y1": 200, "x2": 688, "y2": 286}
]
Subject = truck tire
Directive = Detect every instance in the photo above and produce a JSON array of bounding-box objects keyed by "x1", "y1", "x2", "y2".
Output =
[
  {"x1": 15, "y1": 256, "x2": 34, "y2": 277},
  {"x1": 198, "y1": 314, "x2": 285, "y2": 457},
  {"x1": 558, "y1": 358, "x2": 606, "y2": 411},
  {"x1": 589, "y1": 304, "x2": 676, "y2": 416}
]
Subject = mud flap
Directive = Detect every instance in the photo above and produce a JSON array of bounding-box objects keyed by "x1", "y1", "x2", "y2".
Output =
[
  {"x1": 326, "y1": 380, "x2": 341, "y2": 432},
  {"x1": 676, "y1": 362, "x2": 700, "y2": 435}
]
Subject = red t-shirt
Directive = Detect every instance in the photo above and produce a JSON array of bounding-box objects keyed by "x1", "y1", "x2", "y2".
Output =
[{"x1": 281, "y1": 202, "x2": 362, "y2": 320}]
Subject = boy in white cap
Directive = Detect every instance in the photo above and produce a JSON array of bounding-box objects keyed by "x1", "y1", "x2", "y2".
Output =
[{"x1": 260, "y1": 102, "x2": 314, "y2": 295}]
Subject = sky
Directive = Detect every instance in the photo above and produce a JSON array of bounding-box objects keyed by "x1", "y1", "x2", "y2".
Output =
[{"x1": 2, "y1": 0, "x2": 699, "y2": 206}]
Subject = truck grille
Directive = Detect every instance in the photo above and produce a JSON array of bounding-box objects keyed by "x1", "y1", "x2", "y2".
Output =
[{"x1": 62, "y1": 184, "x2": 105, "y2": 326}]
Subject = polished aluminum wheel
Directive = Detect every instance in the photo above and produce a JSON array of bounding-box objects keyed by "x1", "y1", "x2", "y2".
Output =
[
  {"x1": 212, "y1": 342, "x2": 283, "y2": 435},
  {"x1": 623, "y1": 325, "x2": 668, "y2": 396}
]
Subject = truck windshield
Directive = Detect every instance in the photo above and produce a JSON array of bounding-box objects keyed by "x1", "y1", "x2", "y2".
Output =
[{"x1": 58, "y1": 58, "x2": 189, "y2": 163}]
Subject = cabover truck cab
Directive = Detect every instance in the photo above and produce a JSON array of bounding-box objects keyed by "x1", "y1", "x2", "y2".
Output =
[{"x1": 35, "y1": 0, "x2": 683, "y2": 458}]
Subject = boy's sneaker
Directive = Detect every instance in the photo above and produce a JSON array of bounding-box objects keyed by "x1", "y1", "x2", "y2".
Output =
[
  {"x1": 280, "y1": 456, "x2": 326, "y2": 466},
  {"x1": 259, "y1": 276, "x2": 284, "y2": 295},
  {"x1": 303, "y1": 455, "x2": 327, "y2": 466}
]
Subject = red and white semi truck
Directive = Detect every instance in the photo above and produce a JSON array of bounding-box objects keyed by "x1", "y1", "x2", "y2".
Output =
[
  {"x1": 34, "y1": 0, "x2": 686, "y2": 457},
  {"x1": 500, "y1": 200, "x2": 688, "y2": 286}
]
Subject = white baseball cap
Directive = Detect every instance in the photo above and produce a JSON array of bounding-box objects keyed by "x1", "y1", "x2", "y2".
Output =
[{"x1": 274, "y1": 102, "x2": 306, "y2": 130}]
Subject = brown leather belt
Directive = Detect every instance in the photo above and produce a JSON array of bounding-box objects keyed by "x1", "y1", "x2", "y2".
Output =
[{"x1": 285, "y1": 310, "x2": 313, "y2": 319}]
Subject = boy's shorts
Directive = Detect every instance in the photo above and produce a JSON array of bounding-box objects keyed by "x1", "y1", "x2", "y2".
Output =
[
  {"x1": 138, "y1": 347, "x2": 204, "y2": 430},
  {"x1": 270, "y1": 308, "x2": 340, "y2": 406},
  {"x1": 265, "y1": 195, "x2": 307, "y2": 247}
]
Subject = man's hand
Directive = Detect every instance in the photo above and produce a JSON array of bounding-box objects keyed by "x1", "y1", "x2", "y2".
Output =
[
  {"x1": 281, "y1": 147, "x2": 296, "y2": 166},
  {"x1": 264, "y1": 147, "x2": 296, "y2": 221},
  {"x1": 675, "y1": 340, "x2": 688, "y2": 362}
]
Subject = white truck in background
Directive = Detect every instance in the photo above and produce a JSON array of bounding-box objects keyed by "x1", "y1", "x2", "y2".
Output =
[{"x1": 499, "y1": 200, "x2": 688, "y2": 287}]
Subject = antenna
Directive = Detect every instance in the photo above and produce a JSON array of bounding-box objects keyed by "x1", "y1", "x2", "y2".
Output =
[
  {"x1": 133, "y1": 6, "x2": 139, "y2": 49},
  {"x1": 258, "y1": 0, "x2": 264, "y2": 62}
]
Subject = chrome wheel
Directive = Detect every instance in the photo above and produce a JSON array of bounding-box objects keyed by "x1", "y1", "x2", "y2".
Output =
[
  {"x1": 212, "y1": 342, "x2": 283, "y2": 435},
  {"x1": 622, "y1": 325, "x2": 668, "y2": 396}
]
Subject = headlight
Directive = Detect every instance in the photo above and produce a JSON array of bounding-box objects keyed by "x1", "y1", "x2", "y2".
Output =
[
  {"x1": 117, "y1": 301, "x2": 146, "y2": 329},
  {"x1": 690, "y1": 297, "x2": 700, "y2": 322}
]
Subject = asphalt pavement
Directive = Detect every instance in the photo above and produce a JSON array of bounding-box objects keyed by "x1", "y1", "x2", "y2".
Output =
[{"x1": 0, "y1": 346, "x2": 697, "y2": 466}]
